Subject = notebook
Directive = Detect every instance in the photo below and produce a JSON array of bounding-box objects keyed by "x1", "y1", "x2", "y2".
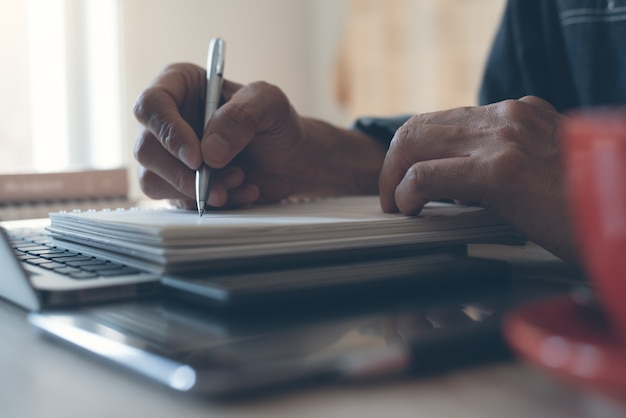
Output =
[{"x1": 46, "y1": 196, "x2": 522, "y2": 274}]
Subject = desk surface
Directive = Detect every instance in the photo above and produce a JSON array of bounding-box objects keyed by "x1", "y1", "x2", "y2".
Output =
[{"x1": 2, "y1": 243, "x2": 625, "y2": 418}]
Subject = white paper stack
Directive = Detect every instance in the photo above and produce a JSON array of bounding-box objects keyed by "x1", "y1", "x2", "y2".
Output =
[{"x1": 47, "y1": 196, "x2": 522, "y2": 273}]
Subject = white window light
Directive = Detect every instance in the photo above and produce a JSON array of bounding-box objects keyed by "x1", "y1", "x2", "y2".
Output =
[{"x1": 27, "y1": 0, "x2": 123, "y2": 172}]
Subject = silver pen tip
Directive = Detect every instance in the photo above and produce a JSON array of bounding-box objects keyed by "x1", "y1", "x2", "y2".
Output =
[{"x1": 199, "y1": 208, "x2": 205, "y2": 217}]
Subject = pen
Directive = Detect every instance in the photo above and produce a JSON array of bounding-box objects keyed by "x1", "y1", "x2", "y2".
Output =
[{"x1": 196, "y1": 38, "x2": 225, "y2": 217}]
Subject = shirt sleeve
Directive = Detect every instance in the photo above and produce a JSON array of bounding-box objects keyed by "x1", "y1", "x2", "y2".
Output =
[{"x1": 351, "y1": 115, "x2": 411, "y2": 149}]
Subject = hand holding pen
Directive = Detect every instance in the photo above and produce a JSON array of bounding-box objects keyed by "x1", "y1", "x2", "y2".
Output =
[
  {"x1": 132, "y1": 48, "x2": 381, "y2": 211},
  {"x1": 196, "y1": 37, "x2": 225, "y2": 216}
]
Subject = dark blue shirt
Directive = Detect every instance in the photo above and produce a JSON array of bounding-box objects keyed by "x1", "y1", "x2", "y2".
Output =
[{"x1": 480, "y1": 0, "x2": 626, "y2": 112}]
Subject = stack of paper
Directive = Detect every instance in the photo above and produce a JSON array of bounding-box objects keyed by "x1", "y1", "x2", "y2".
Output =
[{"x1": 47, "y1": 196, "x2": 522, "y2": 274}]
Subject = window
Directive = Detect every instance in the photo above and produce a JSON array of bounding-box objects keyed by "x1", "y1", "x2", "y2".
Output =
[{"x1": 0, "y1": 0, "x2": 123, "y2": 173}]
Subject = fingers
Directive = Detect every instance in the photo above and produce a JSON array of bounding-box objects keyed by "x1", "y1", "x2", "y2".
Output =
[
  {"x1": 383, "y1": 157, "x2": 484, "y2": 216},
  {"x1": 136, "y1": 130, "x2": 250, "y2": 208},
  {"x1": 379, "y1": 98, "x2": 550, "y2": 214},
  {"x1": 379, "y1": 121, "x2": 475, "y2": 213},
  {"x1": 201, "y1": 81, "x2": 294, "y2": 168},
  {"x1": 169, "y1": 183, "x2": 260, "y2": 211},
  {"x1": 171, "y1": 199, "x2": 197, "y2": 211},
  {"x1": 137, "y1": 166, "x2": 192, "y2": 201},
  {"x1": 403, "y1": 106, "x2": 479, "y2": 128},
  {"x1": 134, "y1": 130, "x2": 195, "y2": 198},
  {"x1": 391, "y1": 119, "x2": 474, "y2": 161},
  {"x1": 133, "y1": 64, "x2": 285, "y2": 209},
  {"x1": 205, "y1": 167, "x2": 260, "y2": 209},
  {"x1": 138, "y1": 165, "x2": 228, "y2": 206},
  {"x1": 133, "y1": 64, "x2": 205, "y2": 169},
  {"x1": 221, "y1": 79, "x2": 244, "y2": 101},
  {"x1": 218, "y1": 183, "x2": 260, "y2": 209}
]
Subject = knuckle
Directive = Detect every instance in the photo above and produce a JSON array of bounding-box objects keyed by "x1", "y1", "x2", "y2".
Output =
[
  {"x1": 221, "y1": 100, "x2": 257, "y2": 130},
  {"x1": 260, "y1": 81, "x2": 288, "y2": 101},
  {"x1": 249, "y1": 81, "x2": 291, "y2": 115},
  {"x1": 494, "y1": 99, "x2": 531, "y2": 126},
  {"x1": 161, "y1": 62, "x2": 186, "y2": 74},
  {"x1": 390, "y1": 122, "x2": 420, "y2": 152},
  {"x1": 497, "y1": 99, "x2": 524, "y2": 115},
  {"x1": 132, "y1": 88, "x2": 158, "y2": 123},
  {"x1": 157, "y1": 121, "x2": 184, "y2": 153},
  {"x1": 137, "y1": 169, "x2": 160, "y2": 198},
  {"x1": 406, "y1": 113, "x2": 428, "y2": 126},
  {"x1": 132, "y1": 94, "x2": 146, "y2": 122},
  {"x1": 157, "y1": 63, "x2": 192, "y2": 82},
  {"x1": 395, "y1": 162, "x2": 431, "y2": 215},
  {"x1": 134, "y1": 63, "x2": 200, "y2": 123},
  {"x1": 404, "y1": 162, "x2": 431, "y2": 194},
  {"x1": 138, "y1": 168, "x2": 190, "y2": 200},
  {"x1": 171, "y1": 170, "x2": 189, "y2": 195},
  {"x1": 249, "y1": 80, "x2": 281, "y2": 98},
  {"x1": 133, "y1": 130, "x2": 152, "y2": 163},
  {"x1": 519, "y1": 95, "x2": 555, "y2": 111},
  {"x1": 390, "y1": 125, "x2": 410, "y2": 149}
]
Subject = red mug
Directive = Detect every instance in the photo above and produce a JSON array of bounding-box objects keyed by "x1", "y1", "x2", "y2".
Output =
[{"x1": 560, "y1": 110, "x2": 626, "y2": 344}]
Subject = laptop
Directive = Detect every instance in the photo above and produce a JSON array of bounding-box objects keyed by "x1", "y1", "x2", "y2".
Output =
[{"x1": 0, "y1": 218, "x2": 160, "y2": 310}]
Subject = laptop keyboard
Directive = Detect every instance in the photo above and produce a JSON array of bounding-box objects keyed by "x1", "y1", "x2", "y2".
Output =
[{"x1": 7, "y1": 229, "x2": 142, "y2": 280}]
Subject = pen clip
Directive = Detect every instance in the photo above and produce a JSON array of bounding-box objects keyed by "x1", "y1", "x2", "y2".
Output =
[
  {"x1": 203, "y1": 38, "x2": 225, "y2": 129},
  {"x1": 208, "y1": 38, "x2": 225, "y2": 78}
]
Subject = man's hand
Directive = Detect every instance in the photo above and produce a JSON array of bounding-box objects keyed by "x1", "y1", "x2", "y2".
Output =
[
  {"x1": 133, "y1": 63, "x2": 310, "y2": 209},
  {"x1": 379, "y1": 96, "x2": 578, "y2": 264},
  {"x1": 133, "y1": 63, "x2": 385, "y2": 210}
]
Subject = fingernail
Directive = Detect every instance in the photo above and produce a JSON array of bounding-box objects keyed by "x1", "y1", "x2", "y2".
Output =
[{"x1": 204, "y1": 133, "x2": 231, "y2": 164}]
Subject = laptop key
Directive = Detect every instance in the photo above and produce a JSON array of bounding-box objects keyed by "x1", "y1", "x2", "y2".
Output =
[
  {"x1": 16, "y1": 245, "x2": 51, "y2": 252},
  {"x1": 28, "y1": 248, "x2": 67, "y2": 256},
  {"x1": 98, "y1": 268, "x2": 142, "y2": 277},
  {"x1": 82, "y1": 263, "x2": 128, "y2": 272},
  {"x1": 11, "y1": 229, "x2": 151, "y2": 282},
  {"x1": 53, "y1": 266, "x2": 83, "y2": 275},
  {"x1": 51, "y1": 255, "x2": 92, "y2": 263},
  {"x1": 25, "y1": 258, "x2": 57, "y2": 266},
  {"x1": 37, "y1": 261, "x2": 67, "y2": 270},
  {"x1": 69, "y1": 271, "x2": 100, "y2": 280},
  {"x1": 65, "y1": 259, "x2": 108, "y2": 268},
  {"x1": 41, "y1": 251, "x2": 80, "y2": 260},
  {"x1": 17, "y1": 254, "x2": 38, "y2": 261}
]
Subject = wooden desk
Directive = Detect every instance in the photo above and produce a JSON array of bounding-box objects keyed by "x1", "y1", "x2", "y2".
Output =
[{"x1": 2, "y1": 243, "x2": 625, "y2": 418}]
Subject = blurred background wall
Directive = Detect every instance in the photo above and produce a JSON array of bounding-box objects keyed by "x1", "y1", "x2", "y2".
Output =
[{"x1": 333, "y1": 0, "x2": 506, "y2": 118}]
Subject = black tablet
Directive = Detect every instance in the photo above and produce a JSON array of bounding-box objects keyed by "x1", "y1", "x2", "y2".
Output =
[{"x1": 160, "y1": 253, "x2": 511, "y2": 311}]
